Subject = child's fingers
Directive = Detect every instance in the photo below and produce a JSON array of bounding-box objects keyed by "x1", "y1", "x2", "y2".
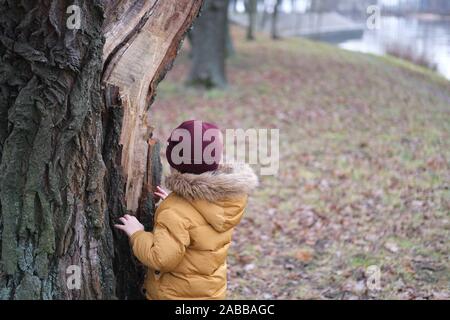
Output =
[
  {"x1": 114, "y1": 224, "x2": 125, "y2": 231},
  {"x1": 154, "y1": 192, "x2": 164, "y2": 198},
  {"x1": 155, "y1": 186, "x2": 169, "y2": 196},
  {"x1": 119, "y1": 217, "x2": 127, "y2": 224},
  {"x1": 156, "y1": 186, "x2": 168, "y2": 195}
]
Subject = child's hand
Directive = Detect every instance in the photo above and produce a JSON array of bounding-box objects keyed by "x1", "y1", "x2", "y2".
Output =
[
  {"x1": 154, "y1": 185, "x2": 169, "y2": 200},
  {"x1": 114, "y1": 214, "x2": 144, "y2": 237}
]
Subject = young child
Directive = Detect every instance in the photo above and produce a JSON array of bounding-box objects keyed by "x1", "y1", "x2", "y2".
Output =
[{"x1": 115, "y1": 120, "x2": 258, "y2": 299}]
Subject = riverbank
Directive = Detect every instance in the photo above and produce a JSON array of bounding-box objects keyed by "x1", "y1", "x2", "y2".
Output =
[
  {"x1": 229, "y1": 11, "x2": 365, "y2": 42},
  {"x1": 151, "y1": 27, "x2": 450, "y2": 299}
]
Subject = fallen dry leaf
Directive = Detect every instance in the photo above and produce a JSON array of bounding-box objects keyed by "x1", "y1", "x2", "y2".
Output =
[{"x1": 295, "y1": 249, "x2": 314, "y2": 263}]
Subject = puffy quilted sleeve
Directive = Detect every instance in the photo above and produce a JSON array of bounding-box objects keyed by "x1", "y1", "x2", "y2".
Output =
[{"x1": 129, "y1": 209, "x2": 190, "y2": 272}]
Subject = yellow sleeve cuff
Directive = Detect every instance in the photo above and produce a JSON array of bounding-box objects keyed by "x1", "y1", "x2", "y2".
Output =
[{"x1": 129, "y1": 230, "x2": 147, "y2": 246}]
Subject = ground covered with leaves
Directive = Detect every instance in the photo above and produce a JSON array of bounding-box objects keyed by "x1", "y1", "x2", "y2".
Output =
[{"x1": 150, "y1": 28, "x2": 450, "y2": 299}]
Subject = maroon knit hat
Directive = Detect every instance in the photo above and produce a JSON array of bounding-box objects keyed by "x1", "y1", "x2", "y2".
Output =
[{"x1": 166, "y1": 120, "x2": 223, "y2": 174}]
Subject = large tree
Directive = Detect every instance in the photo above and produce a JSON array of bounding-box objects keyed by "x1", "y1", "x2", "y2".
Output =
[
  {"x1": 0, "y1": 0, "x2": 202, "y2": 299},
  {"x1": 187, "y1": 0, "x2": 229, "y2": 88}
]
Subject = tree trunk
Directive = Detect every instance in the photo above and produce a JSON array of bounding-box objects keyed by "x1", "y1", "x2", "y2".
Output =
[
  {"x1": 271, "y1": 0, "x2": 282, "y2": 40},
  {"x1": 260, "y1": 0, "x2": 269, "y2": 29},
  {"x1": 0, "y1": 0, "x2": 202, "y2": 300},
  {"x1": 226, "y1": 18, "x2": 235, "y2": 57},
  {"x1": 246, "y1": 0, "x2": 257, "y2": 40},
  {"x1": 187, "y1": 0, "x2": 229, "y2": 89},
  {"x1": 231, "y1": 0, "x2": 239, "y2": 13}
]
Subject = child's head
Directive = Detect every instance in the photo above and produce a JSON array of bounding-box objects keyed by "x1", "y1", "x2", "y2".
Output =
[{"x1": 166, "y1": 120, "x2": 223, "y2": 175}]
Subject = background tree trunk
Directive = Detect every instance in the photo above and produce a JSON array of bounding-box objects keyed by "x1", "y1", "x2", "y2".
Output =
[
  {"x1": 231, "y1": 0, "x2": 239, "y2": 13},
  {"x1": 271, "y1": 0, "x2": 282, "y2": 40},
  {"x1": 0, "y1": 0, "x2": 202, "y2": 300},
  {"x1": 187, "y1": 0, "x2": 229, "y2": 89},
  {"x1": 260, "y1": 0, "x2": 270, "y2": 29},
  {"x1": 245, "y1": 0, "x2": 257, "y2": 40},
  {"x1": 226, "y1": 18, "x2": 236, "y2": 57}
]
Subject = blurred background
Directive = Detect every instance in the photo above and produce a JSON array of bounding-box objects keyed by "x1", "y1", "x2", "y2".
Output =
[
  {"x1": 151, "y1": 0, "x2": 450, "y2": 299},
  {"x1": 230, "y1": 0, "x2": 450, "y2": 79}
]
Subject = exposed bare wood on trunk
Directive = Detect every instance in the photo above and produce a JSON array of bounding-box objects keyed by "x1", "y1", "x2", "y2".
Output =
[
  {"x1": 103, "y1": 0, "x2": 203, "y2": 213},
  {"x1": 103, "y1": 0, "x2": 157, "y2": 62}
]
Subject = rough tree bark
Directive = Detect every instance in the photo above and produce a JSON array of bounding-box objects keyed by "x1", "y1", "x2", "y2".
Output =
[
  {"x1": 0, "y1": 0, "x2": 202, "y2": 300},
  {"x1": 187, "y1": 0, "x2": 229, "y2": 88}
]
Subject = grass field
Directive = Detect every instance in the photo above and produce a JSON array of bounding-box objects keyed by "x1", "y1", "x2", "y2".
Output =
[{"x1": 150, "y1": 28, "x2": 450, "y2": 299}]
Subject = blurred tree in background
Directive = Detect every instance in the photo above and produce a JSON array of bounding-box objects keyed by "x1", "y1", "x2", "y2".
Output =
[
  {"x1": 245, "y1": 0, "x2": 258, "y2": 40},
  {"x1": 271, "y1": 0, "x2": 283, "y2": 39},
  {"x1": 188, "y1": 0, "x2": 230, "y2": 88}
]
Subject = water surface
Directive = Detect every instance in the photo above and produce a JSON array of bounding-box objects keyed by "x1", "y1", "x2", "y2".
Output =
[{"x1": 339, "y1": 16, "x2": 450, "y2": 80}]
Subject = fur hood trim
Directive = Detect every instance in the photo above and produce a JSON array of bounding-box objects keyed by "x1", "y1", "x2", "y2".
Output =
[{"x1": 165, "y1": 163, "x2": 258, "y2": 202}]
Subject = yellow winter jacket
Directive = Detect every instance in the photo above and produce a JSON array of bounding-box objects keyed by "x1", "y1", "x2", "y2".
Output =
[{"x1": 129, "y1": 163, "x2": 258, "y2": 300}]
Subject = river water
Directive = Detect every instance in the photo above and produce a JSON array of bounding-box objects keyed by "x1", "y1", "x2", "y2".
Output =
[{"x1": 339, "y1": 16, "x2": 450, "y2": 80}]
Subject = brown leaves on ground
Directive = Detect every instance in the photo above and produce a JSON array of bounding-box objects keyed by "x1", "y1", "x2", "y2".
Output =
[
  {"x1": 151, "y1": 27, "x2": 450, "y2": 299},
  {"x1": 295, "y1": 248, "x2": 314, "y2": 263}
]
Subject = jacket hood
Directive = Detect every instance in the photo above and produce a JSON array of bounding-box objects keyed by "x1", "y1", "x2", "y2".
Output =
[{"x1": 165, "y1": 163, "x2": 258, "y2": 232}]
